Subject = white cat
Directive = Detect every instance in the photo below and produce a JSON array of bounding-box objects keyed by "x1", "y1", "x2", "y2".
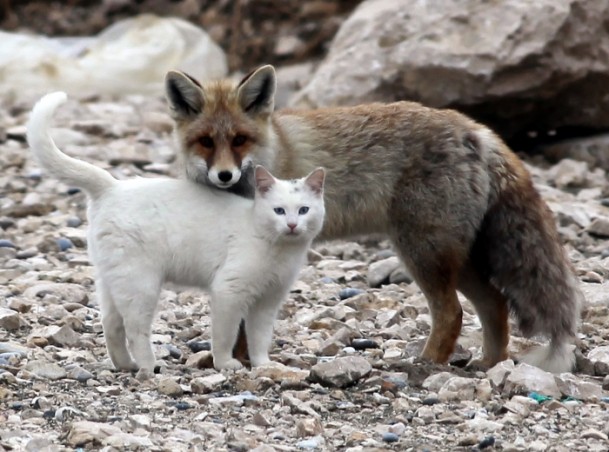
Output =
[{"x1": 26, "y1": 92, "x2": 326, "y2": 373}]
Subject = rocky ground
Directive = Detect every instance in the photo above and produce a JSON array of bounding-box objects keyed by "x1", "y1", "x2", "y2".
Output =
[{"x1": 1, "y1": 92, "x2": 609, "y2": 452}]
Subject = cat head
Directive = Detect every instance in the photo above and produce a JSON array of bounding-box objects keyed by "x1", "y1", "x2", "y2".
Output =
[{"x1": 253, "y1": 166, "x2": 326, "y2": 243}]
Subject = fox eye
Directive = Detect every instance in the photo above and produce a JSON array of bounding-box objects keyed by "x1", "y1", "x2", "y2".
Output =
[
  {"x1": 274, "y1": 207, "x2": 286, "y2": 215},
  {"x1": 199, "y1": 136, "x2": 214, "y2": 148},
  {"x1": 232, "y1": 134, "x2": 247, "y2": 147},
  {"x1": 298, "y1": 206, "x2": 309, "y2": 215}
]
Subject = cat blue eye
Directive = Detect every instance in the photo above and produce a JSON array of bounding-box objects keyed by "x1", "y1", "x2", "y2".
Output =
[
  {"x1": 298, "y1": 206, "x2": 309, "y2": 215},
  {"x1": 274, "y1": 207, "x2": 286, "y2": 215}
]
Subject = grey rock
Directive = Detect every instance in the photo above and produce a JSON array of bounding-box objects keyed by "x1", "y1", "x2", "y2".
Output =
[
  {"x1": 503, "y1": 363, "x2": 561, "y2": 398},
  {"x1": 367, "y1": 256, "x2": 401, "y2": 287},
  {"x1": 157, "y1": 377, "x2": 183, "y2": 397},
  {"x1": 23, "y1": 282, "x2": 88, "y2": 305},
  {"x1": 24, "y1": 360, "x2": 67, "y2": 380},
  {"x1": 191, "y1": 373, "x2": 227, "y2": 394},
  {"x1": 309, "y1": 356, "x2": 372, "y2": 388},
  {"x1": 556, "y1": 373, "x2": 604, "y2": 401},
  {"x1": 0, "y1": 308, "x2": 21, "y2": 331},
  {"x1": 293, "y1": 0, "x2": 609, "y2": 139}
]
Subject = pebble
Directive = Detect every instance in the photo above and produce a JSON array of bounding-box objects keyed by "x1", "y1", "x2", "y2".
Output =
[
  {"x1": 351, "y1": 338, "x2": 379, "y2": 350},
  {"x1": 191, "y1": 374, "x2": 227, "y2": 394},
  {"x1": 56, "y1": 237, "x2": 74, "y2": 251},
  {"x1": 0, "y1": 308, "x2": 21, "y2": 331},
  {"x1": 478, "y1": 436, "x2": 496, "y2": 449},
  {"x1": 157, "y1": 378, "x2": 183, "y2": 397},
  {"x1": 186, "y1": 340, "x2": 211, "y2": 353},
  {"x1": 338, "y1": 288, "x2": 364, "y2": 300},
  {"x1": 0, "y1": 239, "x2": 16, "y2": 248},
  {"x1": 382, "y1": 432, "x2": 399, "y2": 443}
]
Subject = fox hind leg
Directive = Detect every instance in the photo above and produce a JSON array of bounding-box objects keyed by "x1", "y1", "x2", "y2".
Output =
[
  {"x1": 395, "y1": 247, "x2": 464, "y2": 363},
  {"x1": 458, "y1": 263, "x2": 510, "y2": 368}
]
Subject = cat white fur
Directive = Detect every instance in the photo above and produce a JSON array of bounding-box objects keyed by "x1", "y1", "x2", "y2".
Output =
[{"x1": 27, "y1": 92, "x2": 326, "y2": 372}]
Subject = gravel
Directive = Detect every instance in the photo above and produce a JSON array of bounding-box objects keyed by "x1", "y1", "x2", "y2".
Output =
[{"x1": 0, "y1": 94, "x2": 608, "y2": 451}]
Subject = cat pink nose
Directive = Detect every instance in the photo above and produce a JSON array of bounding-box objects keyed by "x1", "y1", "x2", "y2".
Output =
[{"x1": 288, "y1": 223, "x2": 297, "y2": 231}]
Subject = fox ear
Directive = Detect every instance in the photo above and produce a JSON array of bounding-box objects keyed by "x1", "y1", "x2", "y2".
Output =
[
  {"x1": 305, "y1": 167, "x2": 326, "y2": 196},
  {"x1": 237, "y1": 65, "x2": 276, "y2": 116},
  {"x1": 165, "y1": 71, "x2": 203, "y2": 118},
  {"x1": 254, "y1": 165, "x2": 276, "y2": 195}
]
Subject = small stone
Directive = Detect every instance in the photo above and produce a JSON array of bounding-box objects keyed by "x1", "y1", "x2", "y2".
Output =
[
  {"x1": 56, "y1": 237, "x2": 74, "y2": 251},
  {"x1": 66, "y1": 217, "x2": 83, "y2": 228},
  {"x1": 478, "y1": 436, "x2": 496, "y2": 449},
  {"x1": 487, "y1": 359, "x2": 515, "y2": 386},
  {"x1": 29, "y1": 325, "x2": 79, "y2": 348},
  {"x1": 0, "y1": 308, "x2": 21, "y2": 331},
  {"x1": 457, "y1": 435, "x2": 478, "y2": 447},
  {"x1": 185, "y1": 350, "x2": 214, "y2": 369},
  {"x1": 367, "y1": 257, "x2": 401, "y2": 287},
  {"x1": 308, "y1": 356, "x2": 372, "y2": 388},
  {"x1": 504, "y1": 364, "x2": 561, "y2": 398},
  {"x1": 163, "y1": 344, "x2": 182, "y2": 359},
  {"x1": 587, "y1": 217, "x2": 609, "y2": 238},
  {"x1": 24, "y1": 361, "x2": 67, "y2": 380},
  {"x1": 295, "y1": 436, "x2": 324, "y2": 450},
  {"x1": 581, "y1": 428, "x2": 608, "y2": 441},
  {"x1": 175, "y1": 401, "x2": 191, "y2": 411},
  {"x1": 556, "y1": 372, "x2": 604, "y2": 401},
  {"x1": 191, "y1": 373, "x2": 227, "y2": 394},
  {"x1": 158, "y1": 378, "x2": 183, "y2": 397},
  {"x1": 382, "y1": 432, "x2": 399, "y2": 443},
  {"x1": 253, "y1": 412, "x2": 272, "y2": 427},
  {"x1": 68, "y1": 366, "x2": 94, "y2": 382},
  {"x1": 422, "y1": 397, "x2": 441, "y2": 406},
  {"x1": 66, "y1": 421, "x2": 123, "y2": 447},
  {"x1": 338, "y1": 288, "x2": 364, "y2": 300},
  {"x1": 250, "y1": 362, "x2": 309, "y2": 384},
  {"x1": 0, "y1": 341, "x2": 28, "y2": 356},
  {"x1": 351, "y1": 338, "x2": 379, "y2": 350},
  {"x1": 296, "y1": 418, "x2": 324, "y2": 437},
  {"x1": 208, "y1": 392, "x2": 258, "y2": 406},
  {"x1": 388, "y1": 422, "x2": 406, "y2": 436},
  {"x1": 0, "y1": 239, "x2": 16, "y2": 248},
  {"x1": 23, "y1": 283, "x2": 88, "y2": 305},
  {"x1": 187, "y1": 340, "x2": 211, "y2": 353}
]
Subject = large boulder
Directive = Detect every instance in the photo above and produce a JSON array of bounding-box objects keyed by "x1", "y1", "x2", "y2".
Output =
[{"x1": 292, "y1": 0, "x2": 609, "y2": 140}]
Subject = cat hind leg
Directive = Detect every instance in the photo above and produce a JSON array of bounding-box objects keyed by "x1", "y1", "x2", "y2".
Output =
[{"x1": 97, "y1": 280, "x2": 138, "y2": 371}]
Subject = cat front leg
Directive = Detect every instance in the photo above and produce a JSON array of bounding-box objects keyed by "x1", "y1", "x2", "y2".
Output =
[
  {"x1": 209, "y1": 290, "x2": 248, "y2": 370},
  {"x1": 245, "y1": 293, "x2": 284, "y2": 367}
]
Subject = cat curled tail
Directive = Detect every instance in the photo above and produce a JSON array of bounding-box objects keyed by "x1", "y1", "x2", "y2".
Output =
[{"x1": 27, "y1": 92, "x2": 326, "y2": 375}]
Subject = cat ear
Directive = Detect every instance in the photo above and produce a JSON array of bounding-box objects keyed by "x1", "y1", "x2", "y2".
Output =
[
  {"x1": 305, "y1": 167, "x2": 326, "y2": 196},
  {"x1": 254, "y1": 165, "x2": 276, "y2": 195},
  {"x1": 165, "y1": 71, "x2": 204, "y2": 118},
  {"x1": 237, "y1": 65, "x2": 276, "y2": 116}
]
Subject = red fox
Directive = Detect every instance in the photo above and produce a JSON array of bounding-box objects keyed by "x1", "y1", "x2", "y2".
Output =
[{"x1": 165, "y1": 65, "x2": 583, "y2": 373}]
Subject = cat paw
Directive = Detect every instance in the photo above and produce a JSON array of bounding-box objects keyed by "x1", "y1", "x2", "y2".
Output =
[
  {"x1": 214, "y1": 358, "x2": 244, "y2": 371},
  {"x1": 250, "y1": 356, "x2": 271, "y2": 367},
  {"x1": 135, "y1": 368, "x2": 154, "y2": 381}
]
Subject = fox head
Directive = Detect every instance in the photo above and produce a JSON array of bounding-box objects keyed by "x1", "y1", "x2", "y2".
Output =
[{"x1": 165, "y1": 66, "x2": 277, "y2": 191}]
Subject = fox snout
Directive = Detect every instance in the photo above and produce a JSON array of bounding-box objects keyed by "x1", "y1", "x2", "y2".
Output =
[{"x1": 208, "y1": 166, "x2": 242, "y2": 187}]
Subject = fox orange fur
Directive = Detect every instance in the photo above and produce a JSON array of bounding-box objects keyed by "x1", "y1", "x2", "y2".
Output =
[{"x1": 165, "y1": 65, "x2": 583, "y2": 373}]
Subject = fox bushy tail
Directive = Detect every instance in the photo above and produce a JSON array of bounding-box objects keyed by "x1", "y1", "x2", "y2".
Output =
[
  {"x1": 26, "y1": 92, "x2": 115, "y2": 199},
  {"x1": 474, "y1": 130, "x2": 583, "y2": 373}
]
